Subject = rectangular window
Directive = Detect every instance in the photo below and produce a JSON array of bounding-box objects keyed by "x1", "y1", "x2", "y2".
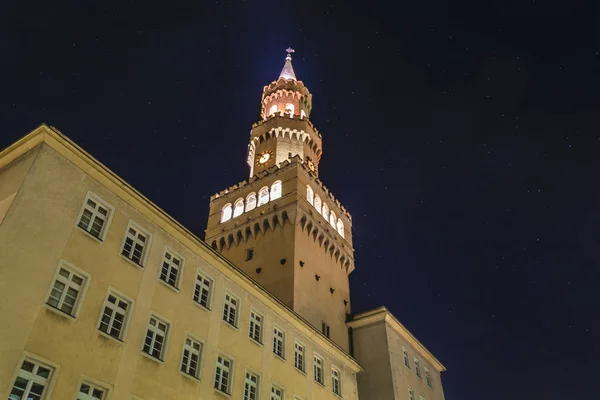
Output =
[
  {"x1": 246, "y1": 248, "x2": 254, "y2": 261},
  {"x1": 46, "y1": 261, "x2": 88, "y2": 317},
  {"x1": 9, "y1": 358, "x2": 55, "y2": 400},
  {"x1": 193, "y1": 270, "x2": 213, "y2": 309},
  {"x1": 249, "y1": 310, "x2": 263, "y2": 343},
  {"x1": 159, "y1": 249, "x2": 183, "y2": 288},
  {"x1": 332, "y1": 367, "x2": 341, "y2": 396},
  {"x1": 98, "y1": 291, "x2": 131, "y2": 341},
  {"x1": 321, "y1": 322, "x2": 330, "y2": 338},
  {"x1": 143, "y1": 315, "x2": 169, "y2": 360},
  {"x1": 77, "y1": 381, "x2": 108, "y2": 400},
  {"x1": 313, "y1": 354, "x2": 324, "y2": 384},
  {"x1": 77, "y1": 192, "x2": 113, "y2": 240},
  {"x1": 273, "y1": 326, "x2": 285, "y2": 359},
  {"x1": 121, "y1": 223, "x2": 150, "y2": 266},
  {"x1": 180, "y1": 337, "x2": 202, "y2": 379},
  {"x1": 214, "y1": 355, "x2": 232, "y2": 394},
  {"x1": 408, "y1": 389, "x2": 415, "y2": 400},
  {"x1": 415, "y1": 358, "x2": 422, "y2": 378},
  {"x1": 244, "y1": 371, "x2": 259, "y2": 400},
  {"x1": 420, "y1": 396, "x2": 425, "y2": 400},
  {"x1": 294, "y1": 342, "x2": 305, "y2": 372},
  {"x1": 271, "y1": 385, "x2": 283, "y2": 400},
  {"x1": 425, "y1": 368, "x2": 432, "y2": 387},
  {"x1": 403, "y1": 347, "x2": 410, "y2": 368},
  {"x1": 222, "y1": 293, "x2": 239, "y2": 327}
]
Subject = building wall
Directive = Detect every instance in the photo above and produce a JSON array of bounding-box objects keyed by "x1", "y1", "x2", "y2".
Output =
[
  {"x1": 352, "y1": 323, "x2": 395, "y2": 400},
  {"x1": 0, "y1": 142, "x2": 360, "y2": 400}
]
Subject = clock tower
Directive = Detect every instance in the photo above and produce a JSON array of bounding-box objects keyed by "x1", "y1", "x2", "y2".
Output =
[{"x1": 205, "y1": 50, "x2": 355, "y2": 351}]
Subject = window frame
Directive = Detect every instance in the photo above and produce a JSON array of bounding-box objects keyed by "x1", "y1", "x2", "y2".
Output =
[
  {"x1": 192, "y1": 268, "x2": 214, "y2": 311},
  {"x1": 9, "y1": 352, "x2": 59, "y2": 400},
  {"x1": 425, "y1": 367, "x2": 432, "y2": 387},
  {"x1": 75, "y1": 191, "x2": 114, "y2": 242},
  {"x1": 179, "y1": 333, "x2": 204, "y2": 380},
  {"x1": 270, "y1": 384, "x2": 285, "y2": 400},
  {"x1": 233, "y1": 197, "x2": 245, "y2": 218},
  {"x1": 272, "y1": 325, "x2": 286, "y2": 360},
  {"x1": 402, "y1": 347, "x2": 410, "y2": 368},
  {"x1": 245, "y1": 192, "x2": 257, "y2": 212},
  {"x1": 222, "y1": 291, "x2": 241, "y2": 328},
  {"x1": 141, "y1": 313, "x2": 171, "y2": 362},
  {"x1": 214, "y1": 354, "x2": 234, "y2": 395},
  {"x1": 408, "y1": 388, "x2": 415, "y2": 400},
  {"x1": 313, "y1": 353, "x2": 325, "y2": 385},
  {"x1": 414, "y1": 357, "x2": 422, "y2": 378},
  {"x1": 243, "y1": 369, "x2": 260, "y2": 400},
  {"x1": 76, "y1": 376, "x2": 112, "y2": 400},
  {"x1": 294, "y1": 341, "x2": 306, "y2": 373},
  {"x1": 44, "y1": 260, "x2": 91, "y2": 319},
  {"x1": 270, "y1": 180, "x2": 282, "y2": 201},
  {"x1": 96, "y1": 288, "x2": 134, "y2": 343},
  {"x1": 248, "y1": 308, "x2": 264, "y2": 345},
  {"x1": 158, "y1": 247, "x2": 185, "y2": 290},
  {"x1": 331, "y1": 366, "x2": 342, "y2": 397},
  {"x1": 119, "y1": 221, "x2": 152, "y2": 268}
]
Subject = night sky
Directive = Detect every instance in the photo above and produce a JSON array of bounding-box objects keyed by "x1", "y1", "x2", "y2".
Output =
[{"x1": 2, "y1": 1, "x2": 599, "y2": 398}]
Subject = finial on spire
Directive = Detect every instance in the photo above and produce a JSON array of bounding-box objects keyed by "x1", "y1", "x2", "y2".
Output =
[{"x1": 280, "y1": 48, "x2": 297, "y2": 80}]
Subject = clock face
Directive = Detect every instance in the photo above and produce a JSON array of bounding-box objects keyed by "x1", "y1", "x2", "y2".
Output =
[{"x1": 257, "y1": 150, "x2": 273, "y2": 165}]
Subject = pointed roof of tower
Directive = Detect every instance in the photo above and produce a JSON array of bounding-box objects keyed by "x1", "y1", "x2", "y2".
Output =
[{"x1": 279, "y1": 48, "x2": 297, "y2": 80}]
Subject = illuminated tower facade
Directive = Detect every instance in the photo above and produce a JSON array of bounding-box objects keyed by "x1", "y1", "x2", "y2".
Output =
[{"x1": 205, "y1": 50, "x2": 355, "y2": 350}]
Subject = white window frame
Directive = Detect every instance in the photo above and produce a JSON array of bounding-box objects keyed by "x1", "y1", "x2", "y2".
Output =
[
  {"x1": 97, "y1": 288, "x2": 134, "y2": 342},
  {"x1": 332, "y1": 367, "x2": 342, "y2": 396},
  {"x1": 9, "y1": 353, "x2": 59, "y2": 400},
  {"x1": 270, "y1": 180, "x2": 282, "y2": 200},
  {"x1": 408, "y1": 388, "x2": 415, "y2": 400},
  {"x1": 294, "y1": 341, "x2": 305, "y2": 372},
  {"x1": 120, "y1": 221, "x2": 152, "y2": 267},
  {"x1": 180, "y1": 334, "x2": 204, "y2": 380},
  {"x1": 221, "y1": 203, "x2": 233, "y2": 223},
  {"x1": 414, "y1": 357, "x2": 422, "y2": 378},
  {"x1": 245, "y1": 192, "x2": 257, "y2": 212},
  {"x1": 403, "y1": 347, "x2": 410, "y2": 368},
  {"x1": 258, "y1": 186, "x2": 270, "y2": 206},
  {"x1": 313, "y1": 195, "x2": 322, "y2": 213},
  {"x1": 76, "y1": 376, "x2": 112, "y2": 400},
  {"x1": 233, "y1": 198, "x2": 245, "y2": 218},
  {"x1": 243, "y1": 370, "x2": 260, "y2": 400},
  {"x1": 272, "y1": 325, "x2": 286, "y2": 359},
  {"x1": 214, "y1": 354, "x2": 234, "y2": 395},
  {"x1": 193, "y1": 268, "x2": 214, "y2": 310},
  {"x1": 306, "y1": 185, "x2": 314, "y2": 206},
  {"x1": 271, "y1": 384, "x2": 284, "y2": 400},
  {"x1": 425, "y1": 367, "x2": 432, "y2": 387},
  {"x1": 249, "y1": 309, "x2": 264, "y2": 344},
  {"x1": 158, "y1": 247, "x2": 184, "y2": 289},
  {"x1": 142, "y1": 313, "x2": 171, "y2": 362},
  {"x1": 45, "y1": 260, "x2": 90, "y2": 319},
  {"x1": 313, "y1": 353, "x2": 324, "y2": 385},
  {"x1": 222, "y1": 292, "x2": 240, "y2": 328},
  {"x1": 75, "y1": 191, "x2": 114, "y2": 241}
]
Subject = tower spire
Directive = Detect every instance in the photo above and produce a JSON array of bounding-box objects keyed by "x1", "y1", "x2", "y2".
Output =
[{"x1": 279, "y1": 48, "x2": 297, "y2": 80}]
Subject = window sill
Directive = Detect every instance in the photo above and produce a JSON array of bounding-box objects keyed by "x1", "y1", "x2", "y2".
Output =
[
  {"x1": 213, "y1": 388, "x2": 232, "y2": 398},
  {"x1": 179, "y1": 370, "x2": 201, "y2": 382},
  {"x1": 222, "y1": 320, "x2": 239, "y2": 331},
  {"x1": 44, "y1": 303, "x2": 78, "y2": 321},
  {"x1": 77, "y1": 226, "x2": 105, "y2": 244},
  {"x1": 140, "y1": 351, "x2": 165, "y2": 365},
  {"x1": 192, "y1": 300, "x2": 211, "y2": 313},
  {"x1": 273, "y1": 353, "x2": 286, "y2": 362},
  {"x1": 294, "y1": 366, "x2": 306, "y2": 376},
  {"x1": 158, "y1": 278, "x2": 180, "y2": 293},
  {"x1": 120, "y1": 254, "x2": 145, "y2": 270},
  {"x1": 249, "y1": 337, "x2": 263, "y2": 347},
  {"x1": 333, "y1": 392, "x2": 343, "y2": 399},
  {"x1": 314, "y1": 380, "x2": 325, "y2": 388},
  {"x1": 97, "y1": 329, "x2": 125, "y2": 345}
]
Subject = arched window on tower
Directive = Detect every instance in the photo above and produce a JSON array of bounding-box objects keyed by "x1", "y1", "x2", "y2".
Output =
[
  {"x1": 270, "y1": 180, "x2": 282, "y2": 200},
  {"x1": 221, "y1": 203, "x2": 232, "y2": 223},
  {"x1": 258, "y1": 186, "x2": 270, "y2": 206},
  {"x1": 306, "y1": 185, "x2": 314, "y2": 206},
  {"x1": 322, "y1": 203, "x2": 329, "y2": 220},
  {"x1": 269, "y1": 104, "x2": 278, "y2": 116},
  {"x1": 314, "y1": 194, "x2": 322, "y2": 213},
  {"x1": 233, "y1": 198, "x2": 244, "y2": 218},
  {"x1": 337, "y1": 219, "x2": 345, "y2": 238},
  {"x1": 285, "y1": 103, "x2": 294, "y2": 116},
  {"x1": 329, "y1": 211, "x2": 337, "y2": 228},
  {"x1": 300, "y1": 110, "x2": 306, "y2": 119},
  {"x1": 245, "y1": 192, "x2": 257, "y2": 212}
]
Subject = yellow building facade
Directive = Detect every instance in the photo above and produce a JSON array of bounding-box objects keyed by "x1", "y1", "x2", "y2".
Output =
[{"x1": 0, "y1": 52, "x2": 446, "y2": 400}]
